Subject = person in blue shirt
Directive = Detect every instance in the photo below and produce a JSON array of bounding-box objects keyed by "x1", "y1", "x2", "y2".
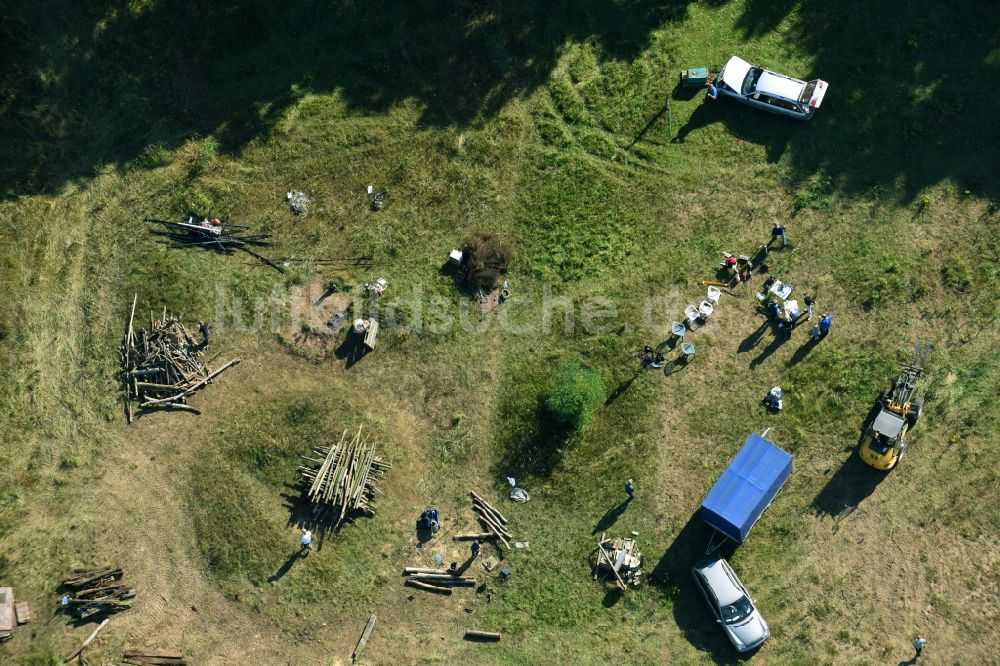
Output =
[
  {"x1": 819, "y1": 313, "x2": 833, "y2": 336},
  {"x1": 766, "y1": 301, "x2": 780, "y2": 319},
  {"x1": 705, "y1": 80, "x2": 718, "y2": 102}
]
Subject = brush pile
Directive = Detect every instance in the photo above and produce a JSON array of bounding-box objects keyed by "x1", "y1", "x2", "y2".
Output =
[
  {"x1": 119, "y1": 296, "x2": 240, "y2": 422},
  {"x1": 299, "y1": 425, "x2": 390, "y2": 529},
  {"x1": 59, "y1": 567, "x2": 135, "y2": 621}
]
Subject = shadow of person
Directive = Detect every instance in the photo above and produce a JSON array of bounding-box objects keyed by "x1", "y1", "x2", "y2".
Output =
[
  {"x1": 786, "y1": 335, "x2": 820, "y2": 366},
  {"x1": 738, "y1": 320, "x2": 770, "y2": 354},
  {"x1": 267, "y1": 550, "x2": 304, "y2": 583},
  {"x1": 592, "y1": 499, "x2": 632, "y2": 535},
  {"x1": 897, "y1": 658, "x2": 918, "y2": 666},
  {"x1": 749, "y1": 327, "x2": 791, "y2": 370},
  {"x1": 334, "y1": 331, "x2": 369, "y2": 368},
  {"x1": 672, "y1": 101, "x2": 718, "y2": 143},
  {"x1": 606, "y1": 370, "x2": 643, "y2": 405}
]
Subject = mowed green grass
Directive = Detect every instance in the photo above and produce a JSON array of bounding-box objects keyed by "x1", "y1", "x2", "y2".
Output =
[{"x1": 0, "y1": 1, "x2": 998, "y2": 664}]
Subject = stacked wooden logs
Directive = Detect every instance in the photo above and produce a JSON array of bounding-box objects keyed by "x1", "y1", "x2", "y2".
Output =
[
  {"x1": 119, "y1": 295, "x2": 240, "y2": 422},
  {"x1": 401, "y1": 567, "x2": 475, "y2": 595},
  {"x1": 299, "y1": 426, "x2": 389, "y2": 529},
  {"x1": 468, "y1": 491, "x2": 512, "y2": 549},
  {"x1": 59, "y1": 567, "x2": 136, "y2": 621}
]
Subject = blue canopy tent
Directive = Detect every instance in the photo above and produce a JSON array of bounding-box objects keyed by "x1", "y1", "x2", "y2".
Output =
[{"x1": 700, "y1": 432, "x2": 792, "y2": 547}]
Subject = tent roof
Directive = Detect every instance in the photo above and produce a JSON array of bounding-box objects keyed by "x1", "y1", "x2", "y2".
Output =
[{"x1": 700, "y1": 433, "x2": 793, "y2": 543}]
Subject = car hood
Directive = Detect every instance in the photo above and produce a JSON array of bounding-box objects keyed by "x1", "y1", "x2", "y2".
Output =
[
  {"x1": 721, "y1": 56, "x2": 752, "y2": 92},
  {"x1": 726, "y1": 613, "x2": 769, "y2": 651}
]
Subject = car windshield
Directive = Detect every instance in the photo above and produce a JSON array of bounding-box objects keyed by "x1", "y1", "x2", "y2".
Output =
[
  {"x1": 721, "y1": 595, "x2": 755, "y2": 624},
  {"x1": 742, "y1": 68, "x2": 763, "y2": 95},
  {"x1": 800, "y1": 81, "x2": 817, "y2": 103}
]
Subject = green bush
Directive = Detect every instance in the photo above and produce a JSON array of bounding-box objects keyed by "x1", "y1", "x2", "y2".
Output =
[
  {"x1": 942, "y1": 258, "x2": 973, "y2": 292},
  {"x1": 544, "y1": 359, "x2": 604, "y2": 433}
]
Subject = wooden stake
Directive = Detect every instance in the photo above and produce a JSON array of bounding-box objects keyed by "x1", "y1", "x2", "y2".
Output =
[
  {"x1": 64, "y1": 618, "x2": 109, "y2": 662},
  {"x1": 351, "y1": 614, "x2": 376, "y2": 663}
]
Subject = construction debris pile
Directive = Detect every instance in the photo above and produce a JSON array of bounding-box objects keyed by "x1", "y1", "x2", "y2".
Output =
[
  {"x1": 592, "y1": 533, "x2": 643, "y2": 589},
  {"x1": 286, "y1": 190, "x2": 310, "y2": 216},
  {"x1": 123, "y1": 648, "x2": 186, "y2": 665},
  {"x1": 119, "y1": 298, "x2": 240, "y2": 422},
  {"x1": 299, "y1": 425, "x2": 389, "y2": 529},
  {"x1": 59, "y1": 567, "x2": 136, "y2": 621}
]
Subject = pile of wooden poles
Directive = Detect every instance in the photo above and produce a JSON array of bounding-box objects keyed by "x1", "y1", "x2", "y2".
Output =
[
  {"x1": 59, "y1": 567, "x2": 135, "y2": 621},
  {"x1": 119, "y1": 295, "x2": 240, "y2": 422},
  {"x1": 299, "y1": 426, "x2": 389, "y2": 529},
  {"x1": 401, "y1": 567, "x2": 475, "y2": 596},
  {"x1": 146, "y1": 217, "x2": 283, "y2": 272},
  {"x1": 465, "y1": 491, "x2": 512, "y2": 549}
]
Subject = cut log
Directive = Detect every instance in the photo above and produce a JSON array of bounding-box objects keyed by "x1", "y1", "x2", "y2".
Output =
[
  {"x1": 453, "y1": 533, "x2": 495, "y2": 541},
  {"x1": 470, "y1": 491, "x2": 508, "y2": 524},
  {"x1": 351, "y1": 614, "x2": 376, "y2": 663},
  {"x1": 464, "y1": 630, "x2": 501, "y2": 642},
  {"x1": 404, "y1": 580, "x2": 452, "y2": 595},
  {"x1": 402, "y1": 567, "x2": 449, "y2": 575}
]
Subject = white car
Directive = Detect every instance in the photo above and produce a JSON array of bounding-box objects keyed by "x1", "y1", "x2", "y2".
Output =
[
  {"x1": 691, "y1": 554, "x2": 770, "y2": 652},
  {"x1": 716, "y1": 56, "x2": 828, "y2": 120}
]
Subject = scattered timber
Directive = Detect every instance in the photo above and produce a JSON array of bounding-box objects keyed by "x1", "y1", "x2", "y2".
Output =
[
  {"x1": 405, "y1": 580, "x2": 452, "y2": 595},
  {"x1": 59, "y1": 568, "x2": 135, "y2": 621},
  {"x1": 464, "y1": 630, "x2": 501, "y2": 642},
  {"x1": 468, "y1": 491, "x2": 512, "y2": 550},
  {"x1": 146, "y1": 216, "x2": 284, "y2": 273},
  {"x1": 64, "y1": 618, "x2": 109, "y2": 663},
  {"x1": 351, "y1": 614, "x2": 377, "y2": 664},
  {"x1": 299, "y1": 426, "x2": 389, "y2": 529},
  {"x1": 453, "y1": 533, "x2": 495, "y2": 541},
  {"x1": 118, "y1": 296, "x2": 240, "y2": 422}
]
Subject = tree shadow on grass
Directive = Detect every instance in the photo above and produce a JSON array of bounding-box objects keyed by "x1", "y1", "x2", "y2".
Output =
[
  {"x1": 649, "y1": 511, "x2": 747, "y2": 665},
  {"x1": 0, "y1": 0, "x2": 703, "y2": 199},
  {"x1": 729, "y1": 0, "x2": 1000, "y2": 201},
  {"x1": 494, "y1": 401, "x2": 574, "y2": 480}
]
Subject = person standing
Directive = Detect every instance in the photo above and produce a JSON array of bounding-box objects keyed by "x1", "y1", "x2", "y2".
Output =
[
  {"x1": 819, "y1": 313, "x2": 833, "y2": 336},
  {"x1": 470, "y1": 539, "x2": 481, "y2": 559},
  {"x1": 803, "y1": 295, "x2": 816, "y2": 321},
  {"x1": 912, "y1": 636, "x2": 926, "y2": 660},
  {"x1": 300, "y1": 529, "x2": 313, "y2": 552},
  {"x1": 197, "y1": 320, "x2": 210, "y2": 348},
  {"x1": 625, "y1": 479, "x2": 636, "y2": 501},
  {"x1": 770, "y1": 222, "x2": 788, "y2": 247}
]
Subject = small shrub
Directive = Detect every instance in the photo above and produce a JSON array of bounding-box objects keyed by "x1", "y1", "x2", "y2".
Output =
[
  {"x1": 138, "y1": 142, "x2": 171, "y2": 168},
  {"x1": 544, "y1": 359, "x2": 604, "y2": 433},
  {"x1": 193, "y1": 137, "x2": 220, "y2": 172},
  {"x1": 794, "y1": 176, "x2": 834, "y2": 212},
  {"x1": 941, "y1": 258, "x2": 973, "y2": 292}
]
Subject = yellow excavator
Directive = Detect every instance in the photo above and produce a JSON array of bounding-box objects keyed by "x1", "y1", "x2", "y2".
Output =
[{"x1": 859, "y1": 341, "x2": 931, "y2": 471}]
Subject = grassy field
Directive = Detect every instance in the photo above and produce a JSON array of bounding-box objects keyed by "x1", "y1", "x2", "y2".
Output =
[{"x1": 1, "y1": 1, "x2": 998, "y2": 664}]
